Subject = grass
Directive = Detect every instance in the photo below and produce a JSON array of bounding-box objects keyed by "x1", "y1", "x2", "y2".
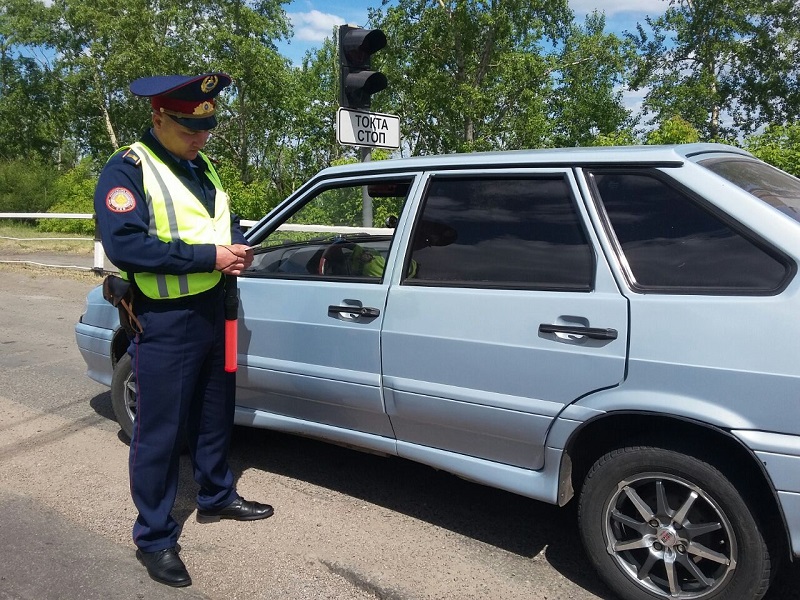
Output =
[{"x1": 0, "y1": 222, "x2": 94, "y2": 255}]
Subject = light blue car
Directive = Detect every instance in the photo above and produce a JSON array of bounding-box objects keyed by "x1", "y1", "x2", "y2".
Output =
[{"x1": 76, "y1": 143, "x2": 800, "y2": 600}]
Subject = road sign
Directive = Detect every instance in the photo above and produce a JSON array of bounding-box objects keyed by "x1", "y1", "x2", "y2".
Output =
[{"x1": 337, "y1": 107, "x2": 400, "y2": 149}]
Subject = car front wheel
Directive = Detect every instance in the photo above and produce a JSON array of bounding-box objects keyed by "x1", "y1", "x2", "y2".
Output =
[
  {"x1": 578, "y1": 446, "x2": 772, "y2": 600},
  {"x1": 110, "y1": 352, "x2": 135, "y2": 440}
]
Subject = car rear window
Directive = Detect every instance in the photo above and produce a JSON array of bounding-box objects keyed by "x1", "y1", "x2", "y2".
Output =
[
  {"x1": 698, "y1": 157, "x2": 800, "y2": 223},
  {"x1": 590, "y1": 170, "x2": 790, "y2": 294}
]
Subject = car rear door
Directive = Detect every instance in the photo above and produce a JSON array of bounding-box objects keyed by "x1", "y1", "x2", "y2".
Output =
[{"x1": 380, "y1": 169, "x2": 629, "y2": 470}]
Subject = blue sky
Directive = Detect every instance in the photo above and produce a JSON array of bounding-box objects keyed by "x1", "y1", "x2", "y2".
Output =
[
  {"x1": 279, "y1": 0, "x2": 669, "y2": 64},
  {"x1": 279, "y1": 0, "x2": 669, "y2": 113}
]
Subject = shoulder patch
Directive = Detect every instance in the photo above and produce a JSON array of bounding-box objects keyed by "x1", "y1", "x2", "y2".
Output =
[
  {"x1": 121, "y1": 148, "x2": 141, "y2": 167},
  {"x1": 105, "y1": 187, "x2": 136, "y2": 213}
]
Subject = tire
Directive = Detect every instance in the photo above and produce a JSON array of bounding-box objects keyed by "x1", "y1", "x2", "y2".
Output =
[
  {"x1": 578, "y1": 446, "x2": 772, "y2": 600},
  {"x1": 110, "y1": 352, "x2": 135, "y2": 440}
]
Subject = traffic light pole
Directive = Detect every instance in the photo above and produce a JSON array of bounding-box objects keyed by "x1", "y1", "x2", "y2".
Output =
[{"x1": 361, "y1": 146, "x2": 372, "y2": 227}]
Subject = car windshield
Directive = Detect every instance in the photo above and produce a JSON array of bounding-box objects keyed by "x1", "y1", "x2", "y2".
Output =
[{"x1": 698, "y1": 156, "x2": 800, "y2": 223}]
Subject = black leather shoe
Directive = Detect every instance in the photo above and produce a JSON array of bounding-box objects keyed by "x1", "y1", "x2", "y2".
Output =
[
  {"x1": 135, "y1": 547, "x2": 191, "y2": 587},
  {"x1": 196, "y1": 497, "x2": 274, "y2": 523}
]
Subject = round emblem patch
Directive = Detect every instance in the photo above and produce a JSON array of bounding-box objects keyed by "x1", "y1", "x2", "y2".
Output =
[{"x1": 105, "y1": 187, "x2": 136, "y2": 213}]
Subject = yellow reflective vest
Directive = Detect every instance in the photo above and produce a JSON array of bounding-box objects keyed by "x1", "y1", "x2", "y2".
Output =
[{"x1": 124, "y1": 142, "x2": 232, "y2": 299}]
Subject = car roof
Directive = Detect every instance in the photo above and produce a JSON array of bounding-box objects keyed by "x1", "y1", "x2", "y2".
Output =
[{"x1": 316, "y1": 143, "x2": 753, "y2": 177}]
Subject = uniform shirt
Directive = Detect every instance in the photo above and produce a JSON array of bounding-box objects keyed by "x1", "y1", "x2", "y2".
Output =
[{"x1": 94, "y1": 129, "x2": 247, "y2": 276}]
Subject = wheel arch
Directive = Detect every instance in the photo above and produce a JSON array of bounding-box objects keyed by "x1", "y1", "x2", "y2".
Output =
[
  {"x1": 111, "y1": 328, "x2": 129, "y2": 367},
  {"x1": 559, "y1": 411, "x2": 791, "y2": 560}
]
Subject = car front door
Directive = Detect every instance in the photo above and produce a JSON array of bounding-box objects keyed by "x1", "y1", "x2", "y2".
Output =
[
  {"x1": 235, "y1": 174, "x2": 418, "y2": 441},
  {"x1": 380, "y1": 169, "x2": 629, "y2": 472}
]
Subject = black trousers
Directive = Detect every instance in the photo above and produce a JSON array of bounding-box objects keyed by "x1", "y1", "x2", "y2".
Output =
[{"x1": 128, "y1": 285, "x2": 237, "y2": 551}]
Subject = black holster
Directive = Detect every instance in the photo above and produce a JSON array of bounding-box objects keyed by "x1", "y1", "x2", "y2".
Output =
[{"x1": 102, "y1": 275, "x2": 143, "y2": 337}]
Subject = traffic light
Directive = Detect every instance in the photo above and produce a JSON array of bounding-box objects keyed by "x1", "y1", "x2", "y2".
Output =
[{"x1": 338, "y1": 25, "x2": 387, "y2": 110}]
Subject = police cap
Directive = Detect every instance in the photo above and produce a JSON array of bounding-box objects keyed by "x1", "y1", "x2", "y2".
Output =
[{"x1": 130, "y1": 73, "x2": 232, "y2": 131}]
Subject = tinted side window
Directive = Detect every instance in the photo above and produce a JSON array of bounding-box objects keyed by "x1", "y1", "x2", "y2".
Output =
[
  {"x1": 590, "y1": 170, "x2": 789, "y2": 293},
  {"x1": 406, "y1": 176, "x2": 593, "y2": 290}
]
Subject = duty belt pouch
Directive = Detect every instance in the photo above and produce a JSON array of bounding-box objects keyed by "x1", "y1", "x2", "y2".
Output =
[{"x1": 102, "y1": 275, "x2": 143, "y2": 337}]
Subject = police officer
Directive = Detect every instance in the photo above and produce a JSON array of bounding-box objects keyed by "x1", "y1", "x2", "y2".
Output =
[{"x1": 93, "y1": 73, "x2": 273, "y2": 588}]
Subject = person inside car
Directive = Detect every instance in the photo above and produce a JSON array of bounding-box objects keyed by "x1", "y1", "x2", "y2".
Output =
[{"x1": 319, "y1": 219, "x2": 457, "y2": 278}]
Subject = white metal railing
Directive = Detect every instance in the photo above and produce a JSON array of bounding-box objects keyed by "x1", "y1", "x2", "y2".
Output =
[
  {"x1": 0, "y1": 212, "x2": 389, "y2": 272},
  {"x1": 1, "y1": 213, "x2": 251, "y2": 272},
  {"x1": 0, "y1": 212, "x2": 94, "y2": 219},
  {"x1": 0, "y1": 212, "x2": 101, "y2": 271}
]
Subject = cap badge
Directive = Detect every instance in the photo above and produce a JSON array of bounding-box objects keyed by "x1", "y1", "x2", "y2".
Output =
[
  {"x1": 201, "y1": 76, "x2": 219, "y2": 93},
  {"x1": 193, "y1": 101, "x2": 215, "y2": 117}
]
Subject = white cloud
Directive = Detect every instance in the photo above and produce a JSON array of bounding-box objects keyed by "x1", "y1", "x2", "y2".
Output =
[
  {"x1": 288, "y1": 10, "x2": 343, "y2": 42},
  {"x1": 621, "y1": 86, "x2": 647, "y2": 115},
  {"x1": 569, "y1": 0, "x2": 667, "y2": 17}
]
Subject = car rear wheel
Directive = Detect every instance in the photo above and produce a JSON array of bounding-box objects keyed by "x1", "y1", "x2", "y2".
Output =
[
  {"x1": 578, "y1": 446, "x2": 772, "y2": 600},
  {"x1": 110, "y1": 352, "x2": 135, "y2": 440}
]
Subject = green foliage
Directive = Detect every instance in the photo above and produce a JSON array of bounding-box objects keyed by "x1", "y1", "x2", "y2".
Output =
[
  {"x1": 0, "y1": 159, "x2": 57, "y2": 212},
  {"x1": 199, "y1": 0, "x2": 293, "y2": 183},
  {"x1": 37, "y1": 159, "x2": 97, "y2": 234},
  {"x1": 254, "y1": 40, "x2": 345, "y2": 200},
  {"x1": 1, "y1": 0, "x2": 799, "y2": 237},
  {"x1": 744, "y1": 123, "x2": 800, "y2": 177},
  {"x1": 629, "y1": 0, "x2": 800, "y2": 140},
  {"x1": 549, "y1": 12, "x2": 636, "y2": 147},
  {"x1": 591, "y1": 130, "x2": 639, "y2": 146},
  {"x1": 645, "y1": 115, "x2": 701, "y2": 145},
  {"x1": 214, "y1": 157, "x2": 278, "y2": 221},
  {"x1": 371, "y1": 0, "x2": 574, "y2": 154}
]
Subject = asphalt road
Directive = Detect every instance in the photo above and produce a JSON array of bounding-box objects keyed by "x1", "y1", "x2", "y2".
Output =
[{"x1": 1, "y1": 261, "x2": 798, "y2": 600}]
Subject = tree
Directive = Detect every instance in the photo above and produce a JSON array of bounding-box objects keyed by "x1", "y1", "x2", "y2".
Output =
[
  {"x1": 274, "y1": 40, "x2": 344, "y2": 195},
  {"x1": 744, "y1": 123, "x2": 800, "y2": 177},
  {"x1": 370, "y1": 0, "x2": 573, "y2": 155},
  {"x1": 629, "y1": 0, "x2": 800, "y2": 141},
  {"x1": 591, "y1": 129, "x2": 638, "y2": 146},
  {"x1": 47, "y1": 0, "x2": 293, "y2": 172},
  {"x1": 0, "y1": 158, "x2": 57, "y2": 212},
  {"x1": 549, "y1": 11, "x2": 635, "y2": 147},
  {"x1": 197, "y1": 0, "x2": 293, "y2": 183},
  {"x1": 645, "y1": 114, "x2": 700, "y2": 144},
  {"x1": 0, "y1": 0, "x2": 66, "y2": 163},
  {"x1": 735, "y1": 1, "x2": 800, "y2": 130},
  {"x1": 52, "y1": 0, "x2": 207, "y2": 158}
]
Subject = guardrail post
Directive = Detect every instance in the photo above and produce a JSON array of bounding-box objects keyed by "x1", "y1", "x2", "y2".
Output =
[{"x1": 92, "y1": 214, "x2": 105, "y2": 274}]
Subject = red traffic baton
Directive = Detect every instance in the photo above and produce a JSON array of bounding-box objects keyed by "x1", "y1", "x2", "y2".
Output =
[{"x1": 224, "y1": 275, "x2": 239, "y2": 372}]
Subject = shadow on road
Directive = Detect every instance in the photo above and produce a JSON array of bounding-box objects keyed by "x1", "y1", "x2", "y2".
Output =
[
  {"x1": 225, "y1": 426, "x2": 800, "y2": 600},
  {"x1": 89, "y1": 393, "x2": 800, "y2": 600},
  {"x1": 226, "y1": 426, "x2": 617, "y2": 599}
]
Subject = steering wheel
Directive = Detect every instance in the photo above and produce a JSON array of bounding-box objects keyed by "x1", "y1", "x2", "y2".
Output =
[{"x1": 318, "y1": 242, "x2": 350, "y2": 275}]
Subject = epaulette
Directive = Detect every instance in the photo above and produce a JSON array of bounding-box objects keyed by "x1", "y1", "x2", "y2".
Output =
[{"x1": 121, "y1": 148, "x2": 142, "y2": 168}]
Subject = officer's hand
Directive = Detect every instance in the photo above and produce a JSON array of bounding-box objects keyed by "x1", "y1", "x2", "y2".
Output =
[{"x1": 216, "y1": 244, "x2": 250, "y2": 275}]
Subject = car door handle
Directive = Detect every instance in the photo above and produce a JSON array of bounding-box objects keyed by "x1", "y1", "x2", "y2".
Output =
[
  {"x1": 328, "y1": 305, "x2": 381, "y2": 318},
  {"x1": 538, "y1": 323, "x2": 618, "y2": 340}
]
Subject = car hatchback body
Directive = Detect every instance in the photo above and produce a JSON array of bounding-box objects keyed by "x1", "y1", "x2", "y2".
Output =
[{"x1": 76, "y1": 143, "x2": 800, "y2": 600}]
